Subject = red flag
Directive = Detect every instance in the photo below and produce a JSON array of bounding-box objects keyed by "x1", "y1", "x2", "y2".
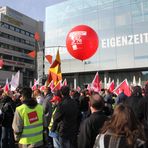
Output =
[
  {"x1": 113, "y1": 79, "x2": 131, "y2": 96},
  {"x1": 87, "y1": 84, "x2": 92, "y2": 94},
  {"x1": 52, "y1": 81, "x2": 62, "y2": 92},
  {"x1": 0, "y1": 59, "x2": 4, "y2": 69},
  {"x1": 27, "y1": 50, "x2": 36, "y2": 58},
  {"x1": 34, "y1": 32, "x2": 40, "y2": 41},
  {"x1": 108, "y1": 80, "x2": 115, "y2": 93},
  {"x1": 3, "y1": 78, "x2": 9, "y2": 93},
  {"x1": 32, "y1": 85, "x2": 37, "y2": 90},
  {"x1": 63, "y1": 79, "x2": 67, "y2": 86},
  {"x1": 45, "y1": 55, "x2": 52, "y2": 64},
  {"x1": 32, "y1": 79, "x2": 39, "y2": 90},
  {"x1": 76, "y1": 86, "x2": 81, "y2": 92},
  {"x1": 91, "y1": 72, "x2": 101, "y2": 92},
  {"x1": 39, "y1": 85, "x2": 46, "y2": 92}
]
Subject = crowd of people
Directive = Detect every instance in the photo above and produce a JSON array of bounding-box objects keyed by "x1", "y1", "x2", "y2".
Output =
[{"x1": 0, "y1": 83, "x2": 148, "y2": 148}]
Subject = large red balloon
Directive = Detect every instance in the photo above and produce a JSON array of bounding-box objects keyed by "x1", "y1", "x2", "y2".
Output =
[{"x1": 66, "y1": 25, "x2": 99, "y2": 60}]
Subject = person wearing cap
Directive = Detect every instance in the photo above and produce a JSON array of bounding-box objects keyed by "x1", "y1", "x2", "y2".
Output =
[
  {"x1": 12, "y1": 87, "x2": 45, "y2": 148},
  {"x1": 50, "y1": 86, "x2": 80, "y2": 148},
  {"x1": 49, "y1": 91, "x2": 62, "y2": 148}
]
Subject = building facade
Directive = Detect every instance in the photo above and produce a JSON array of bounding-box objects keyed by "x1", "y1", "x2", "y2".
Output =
[
  {"x1": 0, "y1": 6, "x2": 44, "y2": 86},
  {"x1": 45, "y1": 0, "x2": 148, "y2": 87}
]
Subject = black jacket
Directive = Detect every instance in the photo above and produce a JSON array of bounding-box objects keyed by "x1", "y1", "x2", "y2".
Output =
[
  {"x1": 138, "y1": 97, "x2": 148, "y2": 129},
  {"x1": 78, "y1": 111, "x2": 107, "y2": 148},
  {"x1": 42, "y1": 93, "x2": 53, "y2": 126},
  {"x1": 0, "y1": 96, "x2": 16, "y2": 127},
  {"x1": 51, "y1": 96, "x2": 79, "y2": 138},
  {"x1": 126, "y1": 95, "x2": 143, "y2": 119}
]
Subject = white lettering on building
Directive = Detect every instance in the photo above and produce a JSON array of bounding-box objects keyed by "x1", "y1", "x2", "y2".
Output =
[{"x1": 101, "y1": 33, "x2": 148, "y2": 48}]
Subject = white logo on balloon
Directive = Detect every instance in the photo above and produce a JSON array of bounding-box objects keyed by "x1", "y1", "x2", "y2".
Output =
[{"x1": 69, "y1": 31, "x2": 87, "y2": 50}]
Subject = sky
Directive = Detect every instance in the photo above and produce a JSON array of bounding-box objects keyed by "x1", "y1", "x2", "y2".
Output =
[{"x1": 0, "y1": 0, "x2": 64, "y2": 22}]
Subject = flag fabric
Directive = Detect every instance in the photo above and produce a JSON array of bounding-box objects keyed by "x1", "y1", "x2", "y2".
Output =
[
  {"x1": 116, "y1": 78, "x2": 119, "y2": 86},
  {"x1": 87, "y1": 84, "x2": 92, "y2": 93},
  {"x1": 34, "y1": 32, "x2": 40, "y2": 41},
  {"x1": 91, "y1": 72, "x2": 101, "y2": 92},
  {"x1": 3, "y1": 78, "x2": 9, "y2": 92},
  {"x1": 76, "y1": 86, "x2": 81, "y2": 92},
  {"x1": 132, "y1": 76, "x2": 136, "y2": 86},
  {"x1": 63, "y1": 79, "x2": 67, "y2": 86},
  {"x1": 48, "y1": 80, "x2": 54, "y2": 90},
  {"x1": 104, "y1": 77, "x2": 107, "y2": 89},
  {"x1": 10, "y1": 74, "x2": 14, "y2": 85},
  {"x1": 108, "y1": 80, "x2": 115, "y2": 93},
  {"x1": 34, "y1": 78, "x2": 39, "y2": 86},
  {"x1": 52, "y1": 81, "x2": 62, "y2": 92},
  {"x1": 10, "y1": 71, "x2": 20, "y2": 91},
  {"x1": 32, "y1": 79, "x2": 39, "y2": 90},
  {"x1": 108, "y1": 77, "x2": 111, "y2": 84},
  {"x1": 47, "y1": 50, "x2": 62, "y2": 86},
  {"x1": 0, "y1": 59, "x2": 4, "y2": 69},
  {"x1": 27, "y1": 50, "x2": 36, "y2": 58},
  {"x1": 138, "y1": 77, "x2": 142, "y2": 86},
  {"x1": 113, "y1": 79, "x2": 131, "y2": 96},
  {"x1": 45, "y1": 55, "x2": 52, "y2": 64},
  {"x1": 39, "y1": 85, "x2": 46, "y2": 92}
]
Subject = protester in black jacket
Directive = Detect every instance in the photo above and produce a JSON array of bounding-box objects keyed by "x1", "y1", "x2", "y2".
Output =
[
  {"x1": 51, "y1": 86, "x2": 80, "y2": 148},
  {"x1": 78, "y1": 92, "x2": 108, "y2": 148},
  {"x1": 126, "y1": 86, "x2": 143, "y2": 119},
  {"x1": 0, "y1": 94, "x2": 16, "y2": 148},
  {"x1": 138, "y1": 84, "x2": 148, "y2": 147}
]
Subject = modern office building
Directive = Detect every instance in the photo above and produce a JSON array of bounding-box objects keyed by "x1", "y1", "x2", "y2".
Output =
[
  {"x1": 0, "y1": 6, "x2": 44, "y2": 86},
  {"x1": 45, "y1": 0, "x2": 148, "y2": 87}
]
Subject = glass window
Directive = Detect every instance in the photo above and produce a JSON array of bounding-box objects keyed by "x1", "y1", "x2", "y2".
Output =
[
  {"x1": 9, "y1": 35, "x2": 15, "y2": 40},
  {"x1": 3, "y1": 54, "x2": 12, "y2": 60},
  {"x1": 131, "y1": 2, "x2": 144, "y2": 23},
  {"x1": 25, "y1": 40, "x2": 30, "y2": 44},
  {"x1": 9, "y1": 26, "x2": 15, "y2": 31},
  {"x1": 100, "y1": 8, "x2": 114, "y2": 29},
  {"x1": 114, "y1": 0, "x2": 131, "y2": 7},
  {"x1": 15, "y1": 28, "x2": 20, "y2": 33},
  {"x1": 21, "y1": 39, "x2": 25, "y2": 43},
  {"x1": 9, "y1": 45, "x2": 14, "y2": 50},
  {"x1": 2, "y1": 23, "x2": 9, "y2": 29},
  {"x1": 115, "y1": 5, "x2": 131, "y2": 26},
  {"x1": 143, "y1": 1, "x2": 148, "y2": 21},
  {"x1": 2, "y1": 33, "x2": 9, "y2": 38},
  {"x1": 21, "y1": 30, "x2": 25, "y2": 34},
  {"x1": 15, "y1": 37, "x2": 20, "y2": 42},
  {"x1": 30, "y1": 33, "x2": 34, "y2": 38},
  {"x1": 26, "y1": 32, "x2": 30, "y2": 36}
]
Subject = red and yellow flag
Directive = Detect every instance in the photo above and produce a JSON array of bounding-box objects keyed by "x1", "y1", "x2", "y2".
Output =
[{"x1": 47, "y1": 50, "x2": 62, "y2": 86}]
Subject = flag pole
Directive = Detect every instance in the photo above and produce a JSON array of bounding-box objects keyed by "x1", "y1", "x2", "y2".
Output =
[{"x1": 34, "y1": 39, "x2": 38, "y2": 80}]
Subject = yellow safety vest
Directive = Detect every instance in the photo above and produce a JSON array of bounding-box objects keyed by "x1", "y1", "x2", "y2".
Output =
[
  {"x1": 48, "y1": 107, "x2": 57, "y2": 130},
  {"x1": 16, "y1": 104, "x2": 43, "y2": 144}
]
